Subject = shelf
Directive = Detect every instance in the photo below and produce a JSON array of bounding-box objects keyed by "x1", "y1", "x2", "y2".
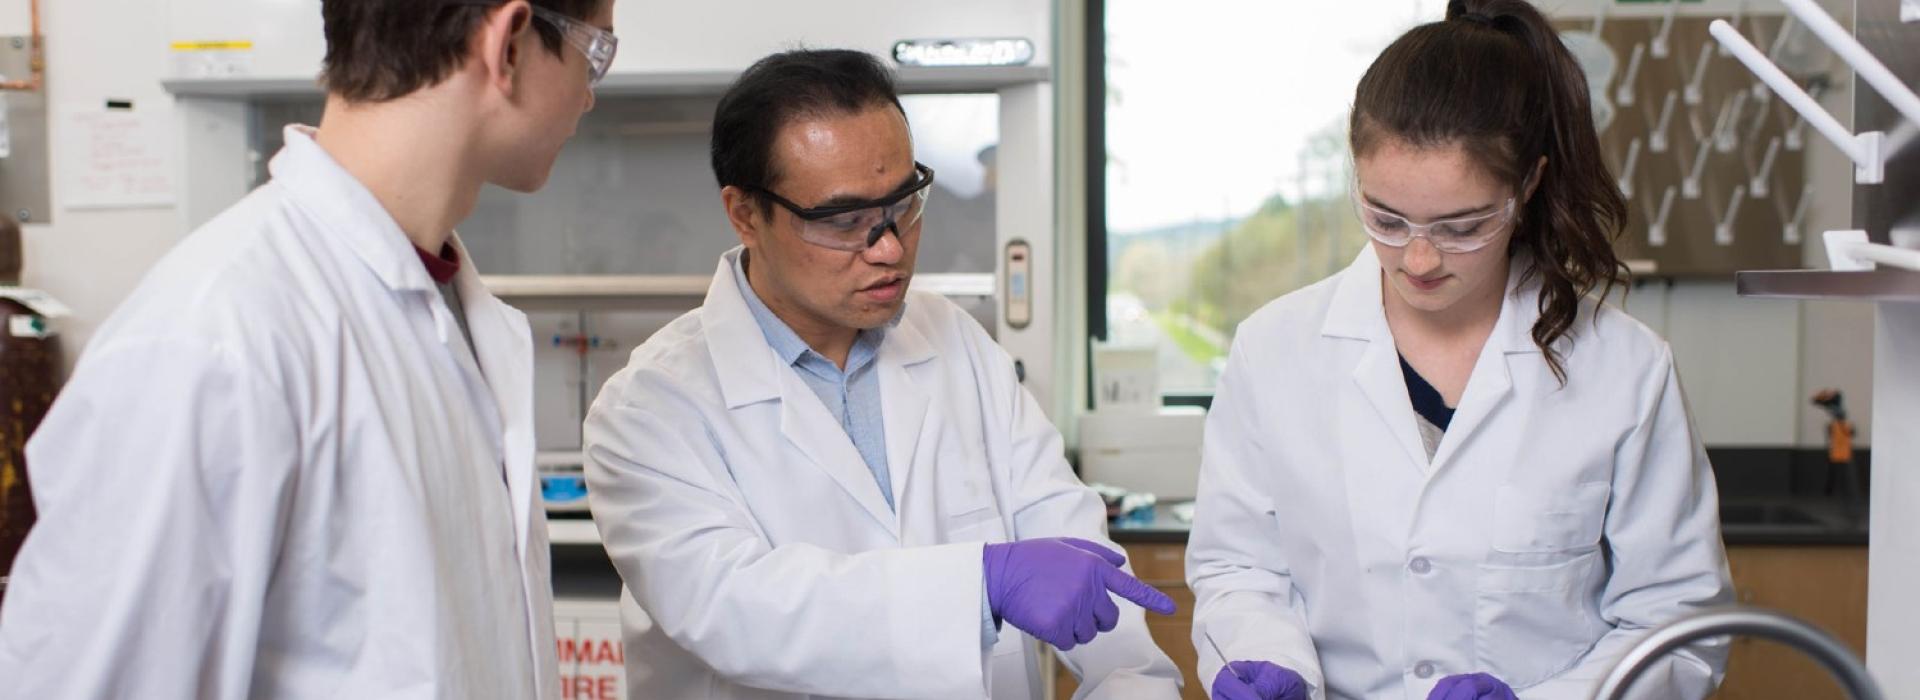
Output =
[
  {"x1": 163, "y1": 66, "x2": 1050, "y2": 99},
  {"x1": 907, "y1": 272, "x2": 995, "y2": 297},
  {"x1": 483, "y1": 274, "x2": 708, "y2": 312},
  {"x1": 549, "y1": 519, "x2": 602, "y2": 546},
  {"x1": 1736, "y1": 268, "x2": 1920, "y2": 301},
  {"x1": 483, "y1": 272, "x2": 994, "y2": 312}
]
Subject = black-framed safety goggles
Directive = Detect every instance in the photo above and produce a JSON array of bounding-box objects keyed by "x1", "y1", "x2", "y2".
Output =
[{"x1": 749, "y1": 163, "x2": 937, "y2": 252}]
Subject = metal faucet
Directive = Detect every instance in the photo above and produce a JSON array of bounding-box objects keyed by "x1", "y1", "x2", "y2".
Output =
[{"x1": 1592, "y1": 606, "x2": 1883, "y2": 700}]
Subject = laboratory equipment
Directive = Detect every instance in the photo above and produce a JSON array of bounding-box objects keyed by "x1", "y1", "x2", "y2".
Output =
[
  {"x1": 1751, "y1": 136, "x2": 1781, "y2": 197},
  {"x1": 1729, "y1": 1, "x2": 1920, "y2": 693},
  {"x1": 1810, "y1": 389, "x2": 1866, "y2": 524},
  {"x1": 1077, "y1": 408, "x2": 1205, "y2": 500},
  {"x1": 1714, "y1": 185, "x2": 1746, "y2": 245},
  {"x1": 1711, "y1": 20, "x2": 1883, "y2": 182},
  {"x1": 1617, "y1": 138, "x2": 1642, "y2": 199},
  {"x1": 1555, "y1": 6, "x2": 1812, "y2": 274},
  {"x1": 538, "y1": 452, "x2": 590, "y2": 513},
  {"x1": 1592, "y1": 607, "x2": 1882, "y2": 700}
]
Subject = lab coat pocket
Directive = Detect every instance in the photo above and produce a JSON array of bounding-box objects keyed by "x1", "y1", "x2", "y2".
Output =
[
  {"x1": 937, "y1": 432, "x2": 1006, "y2": 540},
  {"x1": 1491, "y1": 482, "x2": 1608, "y2": 554},
  {"x1": 941, "y1": 468, "x2": 1005, "y2": 541},
  {"x1": 948, "y1": 496, "x2": 1001, "y2": 534},
  {"x1": 1474, "y1": 550, "x2": 1610, "y2": 688}
]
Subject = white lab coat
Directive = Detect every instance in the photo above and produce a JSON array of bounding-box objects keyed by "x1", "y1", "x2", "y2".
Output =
[
  {"x1": 583, "y1": 248, "x2": 1180, "y2": 700},
  {"x1": 0, "y1": 126, "x2": 559, "y2": 699},
  {"x1": 1188, "y1": 248, "x2": 1733, "y2": 700}
]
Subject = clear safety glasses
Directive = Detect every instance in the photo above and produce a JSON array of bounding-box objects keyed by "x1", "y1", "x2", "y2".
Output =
[
  {"x1": 529, "y1": 5, "x2": 617, "y2": 86},
  {"x1": 752, "y1": 163, "x2": 937, "y2": 252},
  {"x1": 1351, "y1": 192, "x2": 1516, "y2": 254}
]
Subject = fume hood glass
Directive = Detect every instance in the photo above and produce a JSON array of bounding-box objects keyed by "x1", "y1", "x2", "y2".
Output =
[
  {"x1": 249, "y1": 92, "x2": 1000, "y2": 452},
  {"x1": 248, "y1": 93, "x2": 1000, "y2": 278}
]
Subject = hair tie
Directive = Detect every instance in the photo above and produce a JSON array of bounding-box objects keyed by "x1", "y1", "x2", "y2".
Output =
[{"x1": 1457, "y1": 11, "x2": 1497, "y2": 27}]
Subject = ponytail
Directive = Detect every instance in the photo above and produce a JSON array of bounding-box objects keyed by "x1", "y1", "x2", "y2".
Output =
[{"x1": 1351, "y1": 0, "x2": 1628, "y2": 385}]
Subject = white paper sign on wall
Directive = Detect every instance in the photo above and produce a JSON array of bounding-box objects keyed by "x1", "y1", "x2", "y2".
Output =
[{"x1": 58, "y1": 102, "x2": 176, "y2": 211}]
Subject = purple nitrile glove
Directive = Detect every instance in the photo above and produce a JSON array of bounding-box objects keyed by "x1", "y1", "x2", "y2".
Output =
[
  {"x1": 1428, "y1": 673, "x2": 1518, "y2": 700},
  {"x1": 1211, "y1": 661, "x2": 1309, "y2": 700},
  {"x1": 981, "y1": 537, "x2": 1176, "y2": 651}
]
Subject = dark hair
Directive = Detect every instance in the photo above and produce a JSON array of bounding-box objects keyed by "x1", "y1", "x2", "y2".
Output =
[
  {"x1": 321, "y1": 0, "x2": 601, "y2": 103},
  {"x1": 710, "y1": 49, "x2": 907, "y2": 207},
  {"x1": 1350, "y1": 0, "x2": 1628, "y2": 384}
]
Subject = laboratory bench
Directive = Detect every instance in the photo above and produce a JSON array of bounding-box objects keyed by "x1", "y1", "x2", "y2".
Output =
[
  {"x1": 1102, "y1": 496, "x2": 1870, "y2": 547},
  {"x1": 1067, "y1": 538, "x2": 1867, "y2": 700},
  {"x1": 547, "y1": 450, "x2": 1868, "y2": 700},
  {"x1": 1070, "y1": 493, "x2": 1867, "y2": 700}
]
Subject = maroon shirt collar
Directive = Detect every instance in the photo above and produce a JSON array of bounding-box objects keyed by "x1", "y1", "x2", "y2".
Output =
[{"x1": 414, "y1": 243, "x2": 460, "y2": 284}]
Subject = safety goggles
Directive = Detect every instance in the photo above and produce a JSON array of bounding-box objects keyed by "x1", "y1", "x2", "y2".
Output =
[
  {"x1": 1351, "y1": 191, "x2": 1516, "y2": 254},
  {"x1": 528, "y1": 6, "x2": 617, "y2": 86},
  {"x1": 752, "y1": 163, "x2": 937, "y2": 252},
  {"x1": 446, "y1": 2, "x2": 618, "y2": 86}
]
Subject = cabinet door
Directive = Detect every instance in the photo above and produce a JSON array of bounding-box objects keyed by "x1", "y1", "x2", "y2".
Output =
[{"x1": 1715, "y1": 546, "x2": 1868, "y2": 700}]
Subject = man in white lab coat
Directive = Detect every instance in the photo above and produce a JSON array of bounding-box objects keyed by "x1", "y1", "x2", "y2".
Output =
[
  {"x1": 583, "y1": 49, "x2": 1183, "y2": 700},
  {"x1": 0, "y1": 2, "x2": 616, "y2": 697}
]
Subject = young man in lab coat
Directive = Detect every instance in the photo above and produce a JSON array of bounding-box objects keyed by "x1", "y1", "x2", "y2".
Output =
[
  {"x1": 0, "y1": 1, "x2": 614, "y2": 697},
  {"x1": 583, "y1": 49, "x2": 1183, "y2": 699}
]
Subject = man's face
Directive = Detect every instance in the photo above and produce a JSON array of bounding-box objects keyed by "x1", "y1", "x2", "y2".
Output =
[
  {"x1": 489, "y1": 0, "x2": 612, "y2": 192},
  {"x1": 739, "y1": 104, "x2": 921, "y2": 337}
]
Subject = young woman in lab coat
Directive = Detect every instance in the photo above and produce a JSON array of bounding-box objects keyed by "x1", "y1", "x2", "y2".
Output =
[{"x1": 1188, "y1": 2, "x2": 1734, "y2": 699}]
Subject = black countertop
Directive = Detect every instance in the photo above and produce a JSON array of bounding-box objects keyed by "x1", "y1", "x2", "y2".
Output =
[{"x1": 1108, "y1": 497, "x2": 1868, "y2": 547}]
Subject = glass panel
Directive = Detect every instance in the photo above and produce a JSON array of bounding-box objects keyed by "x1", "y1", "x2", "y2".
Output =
[
  {"x1": 249, "y1": 93, "x2": 1000, "y2": 276},
  {"x1": 252, "y1": 93, "x2": 1002, "y2": 450},
  {"x1": 900, "y1": 94, "x2": 1000, "y2": 276},
  {"x1": 1102, "y1": 1, "x2": 1445, "y2": 395}
]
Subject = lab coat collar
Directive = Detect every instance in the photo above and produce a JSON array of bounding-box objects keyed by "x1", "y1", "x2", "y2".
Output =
[
  {"x1": 1319, "y1": 246, "x2": 1543, "y2": 356},
  {"x1": 1322, "y1": 246, "x2": 1543, "y2": 474},
  {"x1": 1320, "y1": 247, "x2": 1394, "y2": 343},
  {"x1": 700, "y1": 247, "x2": 940, "y2": 535},
  {"x1": 273, "y1": 125, "x2": 537, "y2": 540},
  {"x1": 447, "y1": 232, "x2": 539, "y2": 557},
  {"x1": 874, "y1": 302, "x2": 937, "y2": 518},
  {"x1": 876, "y1": 308, "x2": 935, "y2": 368},
  {"x1": 704, "y1": 247, "x2": 937, "y2": 408},
  {"x1": 269, "y1": 125, "x2": 437, "y2": 297},
  {"x1": 702, "y1": 248, "x2": 923, "y2": 537},
  {"x1": 704, "y1": 249, "x2": 783, "y2": 409},
  {"x1": 730, "y1": 249, "x2": 897, "y2": 374}
]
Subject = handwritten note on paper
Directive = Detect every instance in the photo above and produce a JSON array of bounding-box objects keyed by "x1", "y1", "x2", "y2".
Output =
[{"x1": 59, "y1": 104, "x2": 175, "y2": 211}]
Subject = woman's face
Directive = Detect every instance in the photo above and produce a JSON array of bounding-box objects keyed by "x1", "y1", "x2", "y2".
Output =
[{"x1": 1354, "y1": 138, "x2": 1526, "y2": 318}]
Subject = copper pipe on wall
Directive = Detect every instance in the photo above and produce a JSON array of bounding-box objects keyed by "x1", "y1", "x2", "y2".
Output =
[{"x1": 0, "y1": 0, "x2": 43, "y2": 92}]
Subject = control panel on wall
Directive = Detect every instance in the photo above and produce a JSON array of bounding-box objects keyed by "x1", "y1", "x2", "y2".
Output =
[{"x1": 1004, "y1": 239, "x2": 1032, "y2": 329}]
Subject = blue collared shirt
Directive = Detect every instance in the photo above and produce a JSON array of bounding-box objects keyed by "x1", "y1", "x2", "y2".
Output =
[
  {"x1": 730, "y1": 251, "x2": 1000, "y2": 649},
  {"x1": 731, "y1": 252, "x2": 893, "y2": 507}
]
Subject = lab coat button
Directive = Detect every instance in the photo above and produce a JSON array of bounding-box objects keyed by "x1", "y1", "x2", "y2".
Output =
[
  {"x1": 1414, "y1": 661, "x2": 1436, "y2": 679},
  {"x1": 1409, "y1": 557, "x2": 1432, "y2": 575}
]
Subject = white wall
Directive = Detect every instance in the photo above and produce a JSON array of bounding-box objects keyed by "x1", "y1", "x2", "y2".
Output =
[{"x1": 3, "y1": 0, "x2": 188, "y2": 375}]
